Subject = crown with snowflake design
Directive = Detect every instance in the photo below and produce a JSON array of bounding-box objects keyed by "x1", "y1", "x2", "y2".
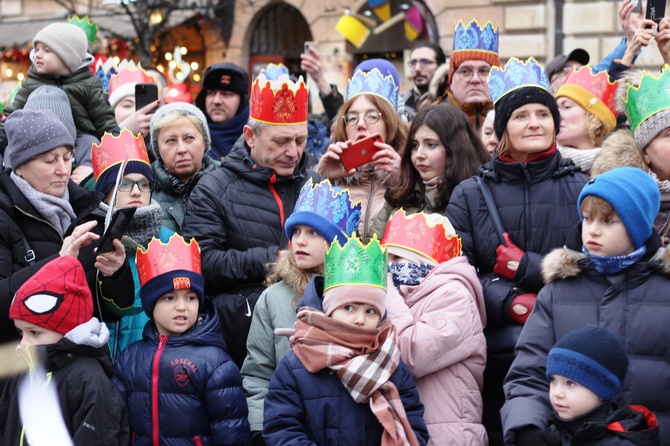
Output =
[
  {"x1": 95, "y1": 58, "x2": 138, "y2": 94},
  {"x1": 487, "y1": 57, "x2": 550, "y2": 105},
  {"x1": 624, "y1": 66, "x2": 670, "y2": 135},
  {"x1": 346, "y1": 66, "x2": 399, "y2": 109},
  {"x1": 324, "y1": 234, "x2": 387, "y2": 292},
  {"x1": 259, "y1": 63, "x2": 290, "y2": 81},
  {"x1": 453, "y1": 19, "x2": 499, "y2": 55}
]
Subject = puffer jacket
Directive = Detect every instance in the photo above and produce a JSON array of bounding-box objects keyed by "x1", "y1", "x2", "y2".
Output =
[
  {"x1": 0, "y1": 171, "x2": 135, "y2": 343},
  {"x1": 112, "y1": 308, "x2": 250, "y2": 446},
  {"x1": 152, "y1": 154, "x2": 219, "y2": 233},
  {"x1": 182, "y1": 137, "x2": 320, "y2": 294},
  {"x1": 385, "y1": 257, "x2": 487, "y2": 445},
  {"x1": 502, "y1": 230, "x2": 670, "y2": 445},
  {"x1": 3, "y1": 61, "x2": 117, "y2": 138}
]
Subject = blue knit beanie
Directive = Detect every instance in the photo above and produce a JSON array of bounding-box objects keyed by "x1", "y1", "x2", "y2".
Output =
[
  {"x1": 140, "y1": 270, "x2": 205, "y2": 317},
  {"x1": 546, "y1": 326, "x2": 629, "y2": 401},
  {"x1": 578, "y1": 167, "x2": 660, "y2": 249},
  {"x1": 95, "y1": 160, "x2": 154, "y2": 196}
]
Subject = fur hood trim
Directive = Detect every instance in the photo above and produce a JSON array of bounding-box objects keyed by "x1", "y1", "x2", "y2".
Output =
[
  {"x1": 590, "y1": 129, "x2": 647, "y2": 178},
  {"x1": 614, "y1": 68, "x2": 644, "y2": 115}
]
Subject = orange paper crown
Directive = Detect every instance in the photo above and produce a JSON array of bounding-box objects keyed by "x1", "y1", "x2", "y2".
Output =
[
  {"x1": 92, "y1": 129, "x2": 151, "y2": 181},
  {"x1": 556, "y1": 66, "x2": 619, "y2": 130},
  {"x1": 136, "y1": 234, "x2": 202, "y2": 287},
  {"x1": 250, "y1": 73, "x2": 308, "y2": 124},
  {"x1": 109, "y1": 67, "x2": 154, "y2": 95},
  {"x1": 381, "y1": 210, "x2": 462, "y2": 264}
]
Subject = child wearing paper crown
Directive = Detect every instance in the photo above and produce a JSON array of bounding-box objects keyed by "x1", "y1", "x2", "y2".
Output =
[
  {"x1": 262, "y1": 235, "x2": 429, "y2": 446},
  {"x1": 0, "y1": 256, "x2": 130, "y2": 445},
  {"x1": 382, "y1": 210, "x2": 487, "y2": 445},
  {"x1": 503, "y1": 167, "x2": 670, "y2": 446},
  {"x1": 241, "y1": 178, "x2": 361, "y2": 443},
  {"x1": 543, "y1": 326, "x2": 659, "y2": 445},
  {"x1": 111, "y1": 234, "x2": 250, "y2": 445}
]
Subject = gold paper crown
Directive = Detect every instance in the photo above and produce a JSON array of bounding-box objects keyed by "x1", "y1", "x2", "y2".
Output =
[
  {"x1": 92, "y1": 129, "x2": 151, "y2": 181},
  {"x1": 324, "y1": 234, "x2": 387, "y2": 291},
  {"x1": 249, "y1": 73, "x2": 308, "y2": 124},
  {"x1": 136, "y1": 234, "x2": 201, "y2": 287}
]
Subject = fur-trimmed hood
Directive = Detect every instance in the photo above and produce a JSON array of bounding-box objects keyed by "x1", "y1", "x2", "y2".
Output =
[{"x1": 590, "y1": 129, "x2": 647, "y2": 178}]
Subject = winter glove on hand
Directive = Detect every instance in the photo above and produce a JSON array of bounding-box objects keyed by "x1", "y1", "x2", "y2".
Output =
[
  {"x1": 510, "y1": 293, "x2": 537, "y2": 325},
  {"x1": 516, "y1": 426, "x2": 560, "y2": 446},
  {"x1": 494, "y1": 232, "x2": 525, "y2": 280}
]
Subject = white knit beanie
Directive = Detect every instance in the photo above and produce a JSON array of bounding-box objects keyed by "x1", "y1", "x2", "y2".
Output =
[{"x1": 33, "y1": 23, "x2": 88, "y2": 73}]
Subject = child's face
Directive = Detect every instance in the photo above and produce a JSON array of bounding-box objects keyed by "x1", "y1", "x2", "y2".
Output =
[
  {"x1": 582, "y1": 209, "x2": 635, "y2": 257},
  {"x1": 388, "y1": 253, "x2": 412, "y2": 264},
  {"x1": 153, "y1": 289, "x2": 199, "y2": 337},
  {"x1": 15, "y1": 319, "x2": 63, "y2": 347},
  {"x1": 549, "y1": 374, "x2": 602, "y2": 420},
  {"x1": 114, "y1": 96, "x2": 136, "y2": 125},
  {"x1": 330, "y1": 303, "x2": 381, "y2": 329},
  {"x1": 291, "y1": 225, "x2": 326, "y2": 271},
  {"x1": 33, "y1": 42, "x2": 70, "y2": 76}
]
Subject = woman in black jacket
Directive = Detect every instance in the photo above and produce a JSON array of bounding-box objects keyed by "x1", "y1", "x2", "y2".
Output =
[
  {"x1": 446, "y1": 57, "x2": 588, "y2": 445},
  {"x1": 0, "y1": 109, "x2": 134, "y2": 343}
]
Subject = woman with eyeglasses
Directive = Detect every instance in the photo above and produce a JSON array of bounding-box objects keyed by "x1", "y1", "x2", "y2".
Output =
[
  {"x1": 0, "y1": 110, "x2": 135, "y2": 344},
  {"x1": 92, "y1": 129, "x2": 175, "y2": 358},
  {"x1": 316, "y1": 59, "x2": 406, "y2": 239},
  {"x1": 149, "y1": 102, "x2": 220, "y2": 233}
]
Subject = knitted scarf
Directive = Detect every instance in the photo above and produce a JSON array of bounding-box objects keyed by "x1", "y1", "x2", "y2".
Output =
[
  {"x1": 388, "y1": 262, "x2": 434, "y2": 289},
  {"x1": 207, "y1": 104, "x2": 249, "y2": 160},
  {"x1": 98, "y1": 199, "x2": 163, "y2": 249},
  {"x1": 11, "y1": 172, "x2": 76, "y2": 235},
  {"x1": 292, "y1": 308, "x2": 420, "y2": 446}
]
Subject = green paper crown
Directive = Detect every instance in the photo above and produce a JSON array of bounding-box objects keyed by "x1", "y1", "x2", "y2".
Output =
[
  {"x1": 68, "y1": 15, "x2": 98, "y2": 45},
  {"x1": 324, "y1": 235, "x2": 387, "y2": 292},
  {"x1": 624, "y1": 66, "x2": 670, "y2": 135}
]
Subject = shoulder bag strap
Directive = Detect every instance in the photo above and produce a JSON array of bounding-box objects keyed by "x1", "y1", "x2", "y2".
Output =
[{"x1": 474, "y1": 176, "x2": 505, "y2": 246}]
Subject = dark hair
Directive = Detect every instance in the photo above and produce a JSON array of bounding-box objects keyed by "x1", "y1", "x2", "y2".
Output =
[
  {"x1": 412, "y1": 42, "x2": 447, "y2": 65},
  {"x1": 386, "y1": 103, "x2": 488, "y2": 211}
]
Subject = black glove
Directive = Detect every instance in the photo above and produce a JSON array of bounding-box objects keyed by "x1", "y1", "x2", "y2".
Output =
[
  {"x1": 251, "y1": 431, "x2": 266, "y2": 446},
  {"x1": 515, "y1": 426, "x2": 560, "y2": 446}
]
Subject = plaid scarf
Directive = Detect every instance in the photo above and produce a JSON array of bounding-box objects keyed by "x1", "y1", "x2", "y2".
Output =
[{"x1": 292, "y1": 308, "x2": 420, "y2": 446}]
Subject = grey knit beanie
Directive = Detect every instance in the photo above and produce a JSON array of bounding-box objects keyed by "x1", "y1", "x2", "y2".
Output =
[
  {"x1": 24, "y1": 86, "x2": 77, "y2": 144},
  {"x1": 633, "y1": 109, "x2": 670, "y2": 149},
  {"x1": 33, "y1": 23, "x2": 88, "y2": 73},
  {"x1": 150, "y1": 102, "x2": 212, "y2": 161},
  {"x1": 6, "y1": 109, "x2": 75, "y2": 170}
]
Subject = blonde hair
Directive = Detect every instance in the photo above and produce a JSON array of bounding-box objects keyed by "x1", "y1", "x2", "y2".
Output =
[
  {"x1": 265, "y1": 250, "x2": 323, "y2": 308},
  {"x1": 586, "y1": 112, "x2": 609, "y2": 147}
]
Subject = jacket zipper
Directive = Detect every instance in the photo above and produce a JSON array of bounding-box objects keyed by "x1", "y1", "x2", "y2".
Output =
[
  {"x1": 151, "y1": 335, "x2": 168, "y2": 446},
  {"x1": 523, "y1": 166, "x2": 530, "y2": 247},
  {"x1": 267, "y1": 173, "x2": 286, "y2": 233},
  {"x1": 362, "y1": 165, "x2": 375, "y2": 240}
]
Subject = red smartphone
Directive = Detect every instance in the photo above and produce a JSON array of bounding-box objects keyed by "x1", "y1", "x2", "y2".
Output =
[{"x1": 340, "y1": 134, "x2": 383, "y2": 171}]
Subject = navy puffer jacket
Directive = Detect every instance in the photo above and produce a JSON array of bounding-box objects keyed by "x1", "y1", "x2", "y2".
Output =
[{"x1": 112, "y1": 308, "x2": 250, "y2": 446}]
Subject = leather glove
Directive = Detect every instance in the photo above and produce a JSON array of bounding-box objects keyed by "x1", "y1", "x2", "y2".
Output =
[
  {"x1": 515, "y1": 426, "x2": 560, "y2": 446},
  {"x1": 510, "y1": 293, "x2": 537, "y2": 325},
  {"x1": 494, "y1": 232, "x2": 525, "y2": 279}
]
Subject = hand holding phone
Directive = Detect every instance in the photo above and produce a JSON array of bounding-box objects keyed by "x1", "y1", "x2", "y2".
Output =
[
  {"x1": 97, "y1": 207, "x2": 136, "y2": 253},
  {"x1": 135, "y1": 83, "x2": 159, "y2": 112},
  {"x1": 646, "y1": 0, "x2": 665, "y2": 25},
  {"x1": 304, "y1": 41, "x2": 319, "y2": 55},
  {"x1": 633, "y1": 0, "x2": 642, "y2": 14},
  {"x1": 339, "y1": 134, "x2": 384, "y2": 171}
]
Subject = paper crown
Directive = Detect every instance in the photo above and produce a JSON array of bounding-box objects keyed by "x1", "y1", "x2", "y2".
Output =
[
  {"x1": 92, "y1": 129, "x2": 151, "y2": 182},
  {"x1": 324, "y1": 235, "x2": 387, "y2": 292},
  {"x1": 68, "y1": 15, "x2": 98, "y2": 45},
  {"x1": 453, "y1": 19, "x2": 499, "y2": 55},
  {"x1": 259, "y1": 63, "x2": 290, "y2": 81},
  {"x1": 250, "y1": 72, "x2": 308, "y2": 124},
  {"x1": 109, "y1": 66, "x2": 154, "y2": 95},
  {"x1": 346, "y1": 66, "x2": 399, "y2": 109},
  {"x1": 557, "y1": 66, "x2": 619, "y2": 130},
  {"x1": 95, "y1": 59, "x2": 137, "y2": 94},
  {"x1": 381, "y1": 210, "x2": 462, "y2": 264},
  {"x1": 136, "y1": 234, "x2": 202, "y2": 287},
  {"x1": 624, "y1": 66, "x2": 670, "y2": 135},
  {"x1": 488, "y1": 57, "x2": 550, "y2": 105}
]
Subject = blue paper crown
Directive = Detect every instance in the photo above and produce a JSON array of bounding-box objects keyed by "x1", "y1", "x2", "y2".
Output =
[
  {"x1": 487, "y1": 57, "x2": 551, "y2": 105},
  {"x1": 285, "y1": 179, "x2": 362, "y2": 246},
  {"x1": 260, "y1": 63, "x2": 290, "y2": 81},
  {"x1": 346, "y1": 67, "x2": 399, "y2": 109},
  {"x1": 453, "y1": 19, "x2": 499, "y2": 54},
  {"x1": 95, "y1": 59, "x2": 137, "y2": 95}
]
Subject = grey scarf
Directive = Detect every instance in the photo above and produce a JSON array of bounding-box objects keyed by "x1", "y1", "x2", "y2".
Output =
[{"x1": 11, "y1": 172, "x2": 76, "y2": 235}]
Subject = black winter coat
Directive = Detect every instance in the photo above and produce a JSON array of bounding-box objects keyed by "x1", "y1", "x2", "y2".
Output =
[{"x1": 0, "y1": 171, "x2": 135, "y2": 342}]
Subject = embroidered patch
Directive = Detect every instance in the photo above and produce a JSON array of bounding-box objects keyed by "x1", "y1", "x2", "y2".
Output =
[{"x1": 173, "y1": 277, "x2": 191, "y2": 290}]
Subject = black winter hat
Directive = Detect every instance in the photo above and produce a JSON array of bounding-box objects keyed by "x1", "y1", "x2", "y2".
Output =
[
  {"x1": 195, "y1": 62, "x2": 249, "y2": 119},
  {"x1": 493, "y1": 86, "x2": 560, "y2": 140},
  {"x1": 546, "y1": 326, "x2": 629, "y2": 402}
]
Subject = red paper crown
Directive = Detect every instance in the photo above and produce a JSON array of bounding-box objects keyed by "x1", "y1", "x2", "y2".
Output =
[
  {"x1": 136, "y1": 234, "x2": 202, "y2": 287},
  {"x1": 92, "y1": 129, "x2": 151, "y2": 181},
  {"x1": 558, "y1": 66, "x2": 619, "y2": 129},
  {"x1": 250, "y1": 73, "x2": 308, "y2": 124},
  {"x1": 109, "y1": 67, "x2": 154, "y2": 95},
  {"x1": 381, "y1": 210, "x2": 462, "y2": 264}
]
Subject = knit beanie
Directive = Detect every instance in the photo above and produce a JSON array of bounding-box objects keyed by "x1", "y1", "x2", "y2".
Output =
[
  {"x1": 10, "y1": 256, "x2": 93, "y2": 335},
  {"x1": 546, "y1": 326, "x2": 628, "y2": 401},
  {"x1": 140, "y1": 270, "x2": 205, "y2": 317},
  {"x1": 33, "y1": 23, "x2": 88, "y2": 73},
  {"x1": 493, "y1": 86, "x2": 560, "y2": 140},
  {"x1": 5, "y1": 109, "x2": 74, "y2": 170},
  {"x1": 150, "y1": 102, "x2": 211, "y2": 160},
  {"x1": 322, "y1": 285, "x2": 386, "y2": 318},
  {"x1": 633, "y1": 110, "x2": 670, "y2": 150},
  {"x1": 195, "y1": 62, "x2": 248, "y2": 104},
  {"x1": 449, "y1": 50, "x2": 501, "y2": 85},
  {"x1": 578, "y1": 166, "x2": 660, "y2": 249},
  {"x1": 24, "y1": 86, "x2": 77, "y2": 144},
  {"x1": 95, "y1": 161, "x2": 154, "y2": 196}
]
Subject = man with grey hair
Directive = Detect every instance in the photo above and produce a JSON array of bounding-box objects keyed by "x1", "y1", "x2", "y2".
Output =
[{"x1": 182, "y1": 72, "x2": 319, "y2": 369}]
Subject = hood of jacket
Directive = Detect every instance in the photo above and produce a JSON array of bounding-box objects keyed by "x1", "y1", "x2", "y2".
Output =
[
  {"x1": 296, "y1": 276, "x2": 324, "y2": 311},
  {"x1": 590, "y1": 129, "x2": 647, "y2": 179},
  {"x1": 152, "y1": 153, "x2": 220, "y2": 194}
]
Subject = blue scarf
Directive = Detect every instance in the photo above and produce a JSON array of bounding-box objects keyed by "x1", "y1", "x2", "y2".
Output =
[
  {"x1": 207, "y1": 104, "x2": 249, "y2": 160},
  {"x1": 388, "y1": 262, "x2": 434, "y2": 289},
  {"x1": 581, "y1": 245, "x2": 647, "y2": 275}
]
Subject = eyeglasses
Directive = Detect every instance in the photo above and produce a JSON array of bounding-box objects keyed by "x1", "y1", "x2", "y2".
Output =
[
  {"x1": 118, "y1": 179, "x2": 153, "y2": 193},
  {"x1": 408, "y1": 59, "x2": 436, "y2": 68},
  {"x1": 455, "y1": 67, "x2": 491, "y2": 81},
  {"x1": 343, "y1": 111, "x2": 382, "y2": 127}
]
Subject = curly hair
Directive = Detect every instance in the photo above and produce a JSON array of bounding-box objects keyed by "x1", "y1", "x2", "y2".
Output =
[{"x1": 265, "y1": 250, "x2": 322, "y2": 307}]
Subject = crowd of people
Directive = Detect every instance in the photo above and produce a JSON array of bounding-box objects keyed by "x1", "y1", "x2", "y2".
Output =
[{"x1": 1, "y1": 2, "x2": 670, "y2": 444}]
